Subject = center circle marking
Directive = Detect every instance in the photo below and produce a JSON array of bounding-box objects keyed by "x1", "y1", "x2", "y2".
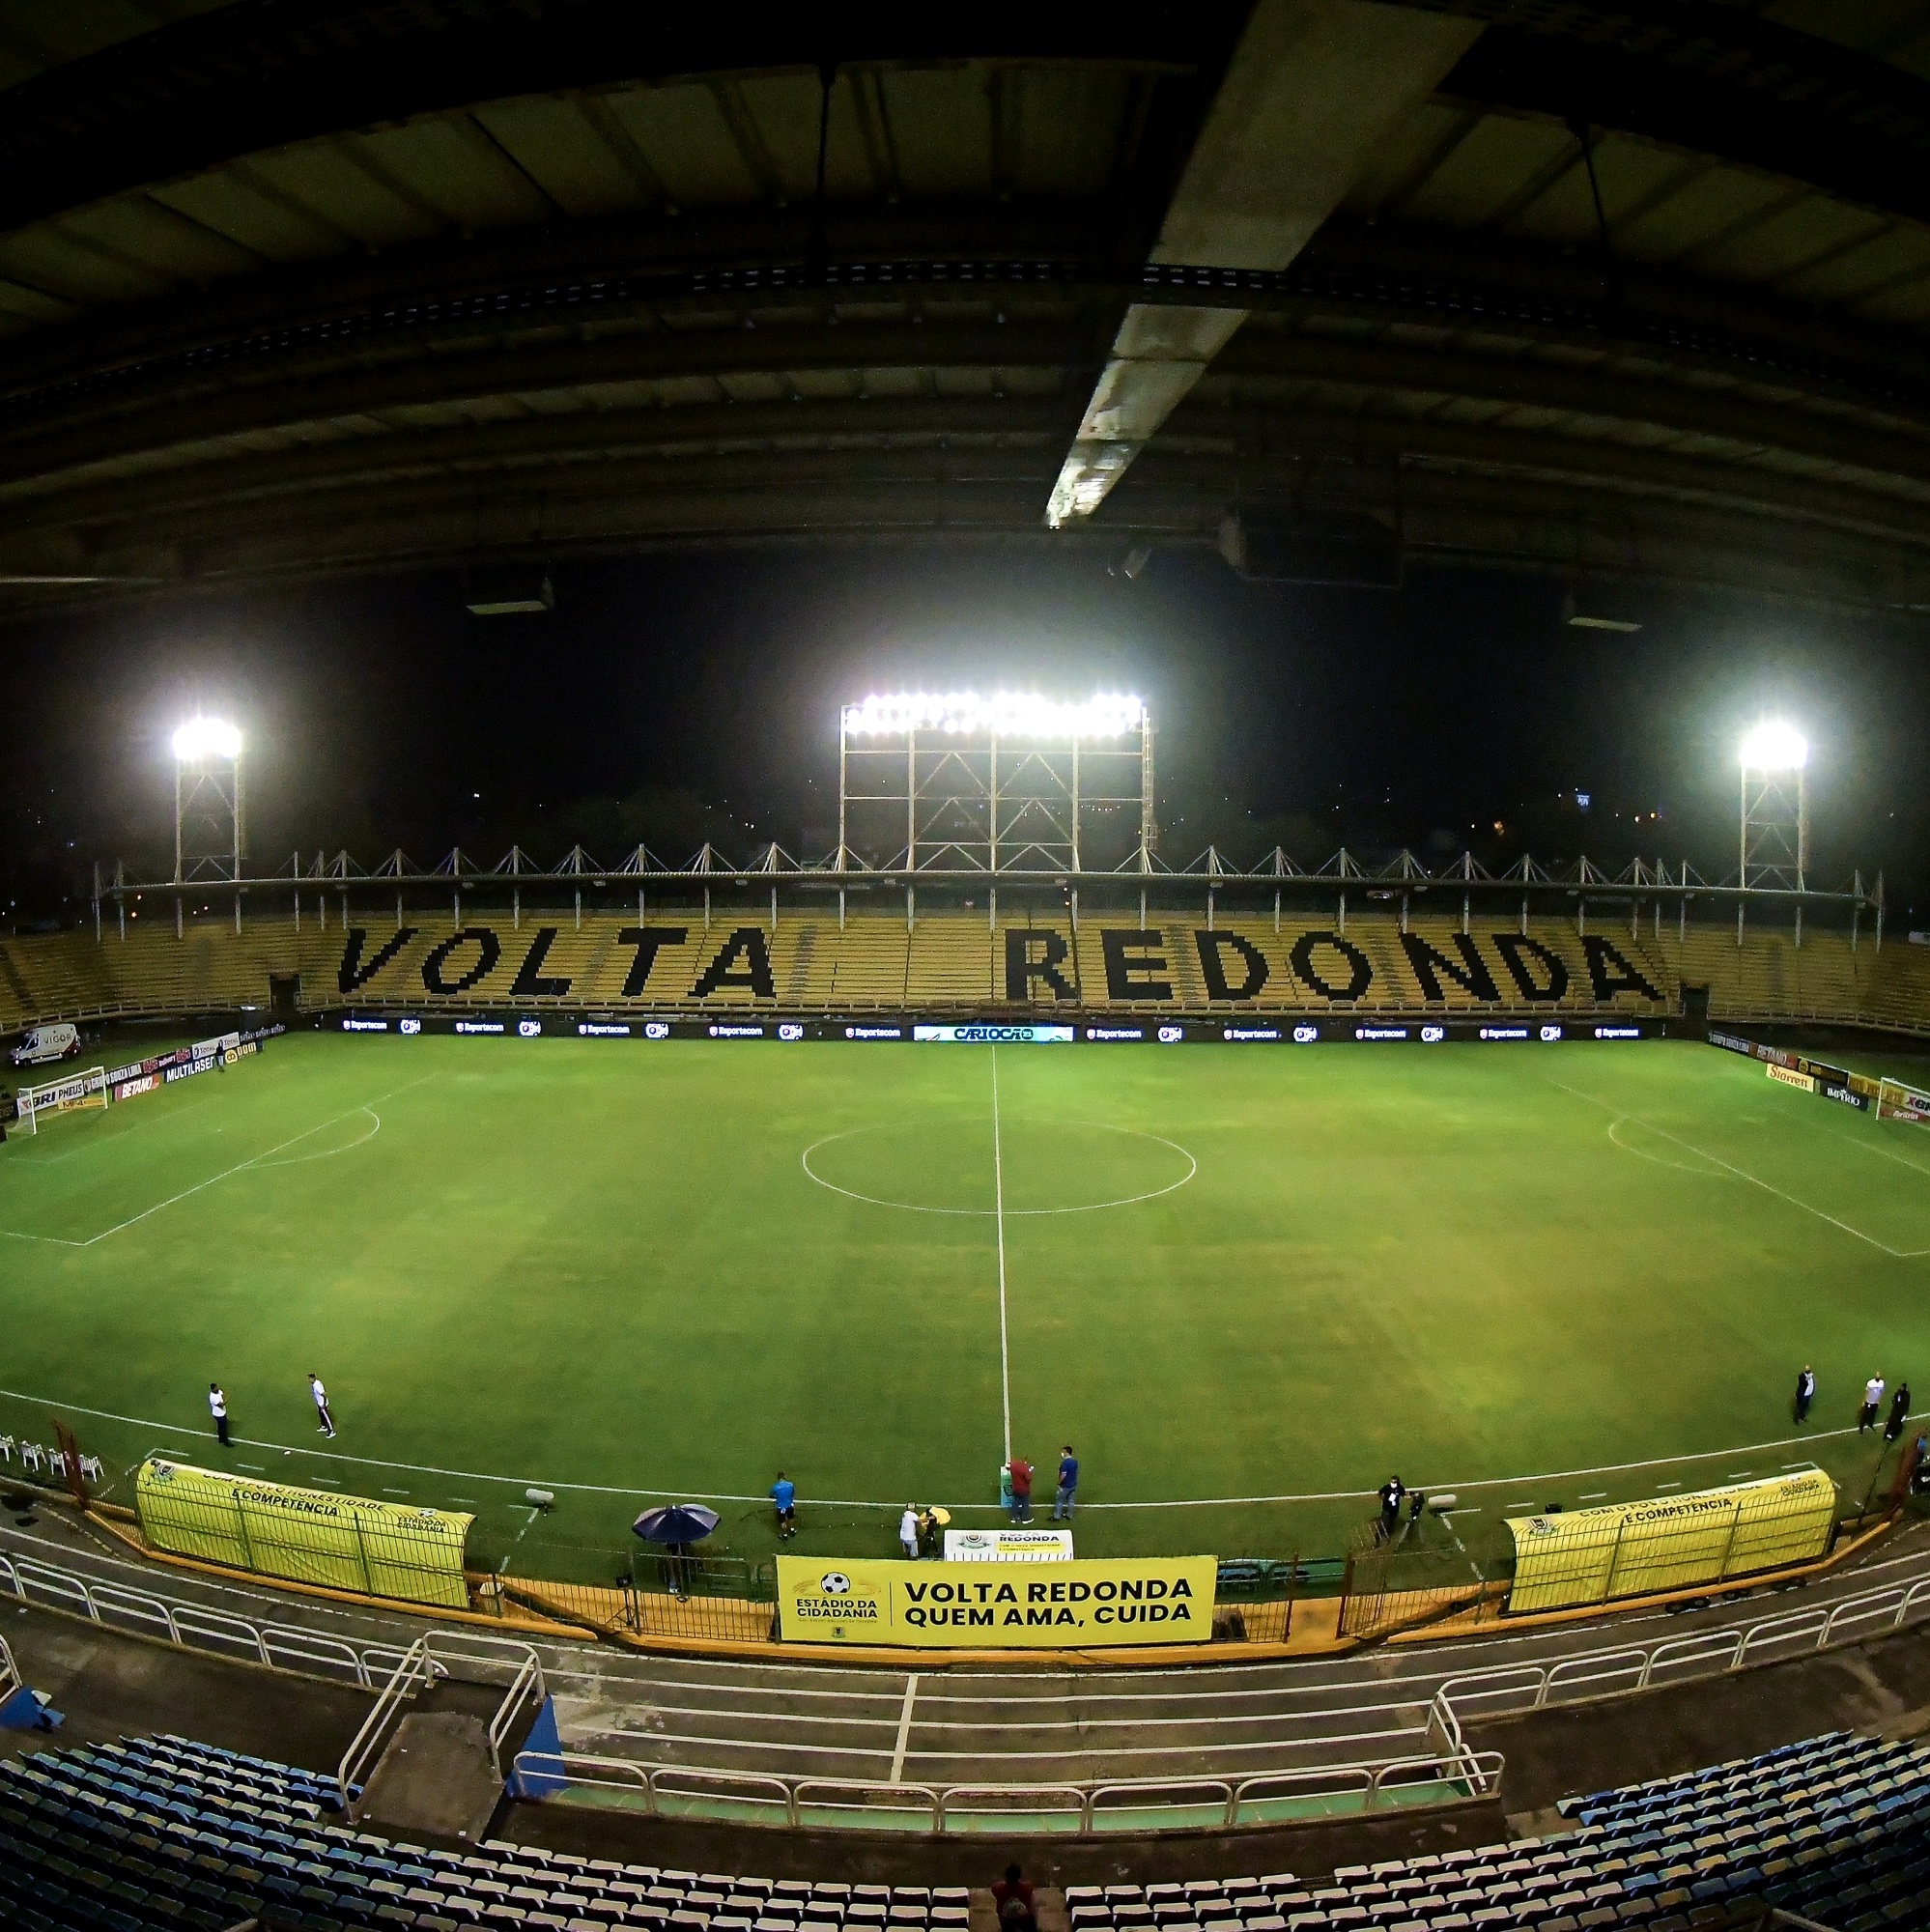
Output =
[{"x1": 802, "y1": 1118, "x2": 1197, "y2": 1216}]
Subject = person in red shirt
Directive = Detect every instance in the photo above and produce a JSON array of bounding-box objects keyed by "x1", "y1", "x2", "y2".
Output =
[
  {"x1": 1007, "y1": 1457, "x2": 1034, "y2": 1523},
  {"x1": 992, "y1": 1865, "x2": 1036, "y2": 1932}
]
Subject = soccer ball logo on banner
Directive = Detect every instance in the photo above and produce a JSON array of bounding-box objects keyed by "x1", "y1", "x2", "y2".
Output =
[{"x1": 819, "y1": 1572, "x2": 852, "y2": 1594}]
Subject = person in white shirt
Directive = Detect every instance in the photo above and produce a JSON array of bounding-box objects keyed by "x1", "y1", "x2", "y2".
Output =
[
  {"x1": 1860, "y1": 1375, "x2": 1887, "y2": 1433},
  {"x1": 899, "y1": 1504, "x2": 921, "y2": 1560},
  {"x1": 208, "y1": 1383, "x2": 229, "y2": 1447},
  {"x1": 309, "y1": 1373, "x2": 336, "y2": 1438}
]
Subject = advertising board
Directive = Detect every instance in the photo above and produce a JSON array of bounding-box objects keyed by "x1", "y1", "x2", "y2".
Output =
[{"x1": 775, "y1": 1554, "x2": 1216, "y2": 1648}]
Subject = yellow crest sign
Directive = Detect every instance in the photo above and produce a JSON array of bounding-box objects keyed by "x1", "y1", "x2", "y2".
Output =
[{"x1": 776, "y1": 1554, "x2": 1218, "y2": 1648}]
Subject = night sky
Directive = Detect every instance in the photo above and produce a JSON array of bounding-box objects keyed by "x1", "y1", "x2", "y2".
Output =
[{"x1": 4, "y1": 549, "x2": 1926, "y2": 922}]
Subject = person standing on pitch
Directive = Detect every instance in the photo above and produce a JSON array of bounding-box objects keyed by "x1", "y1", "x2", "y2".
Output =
[
  {"x1": 1860, "y1": 1375, "x2": 1886, "y2": 1433},
  {"x1": 309, "y1": 1372, "x2": 336, "y2": 1439},
  {"x1": 1051, "y1": 1445, "x2": 1079, "y2": 1521},
  {"x1": 208, "y1": 1383, "x2": 230, "y2": 1447},
  {"x1": 899, "y1": 1504, "x2": 921, "y2": 1561},
  {"x1": 1007, "y1": 1455, "x2": 1035, "y2": 1523},
  {"x1": 770, "y1": 1472, "x2": 796, "y2": 1540},
  {"x1": 1887, "y1": 1381, "x2": 1913, "y2": 1443},
  {"x1": 1794, "y1": 1365, "x2": 1816, "y2": 1424},
  {"x1": 1378, "y1": 1475, "x2": 1405, "y2": 1542}
]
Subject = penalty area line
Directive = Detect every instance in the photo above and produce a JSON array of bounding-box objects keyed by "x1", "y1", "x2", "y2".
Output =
[
  {"x1": 0, "y1": 1380, "x2": 1869, "y2": 1516},
  {"x1": 4, "y1": 1076, "x2": 434, "y2": 1250},
  {"x1": 1551, "y1": 1076, "x2": 1913, "y2": 1256}
]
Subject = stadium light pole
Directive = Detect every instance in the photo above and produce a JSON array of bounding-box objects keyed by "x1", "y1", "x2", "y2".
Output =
[
  {"x1": 1738, "y1": 721, "x2": 1807, "y2": 949},
  {"x1": 172, "y1": 717, "x2": 244, "y2": 938}
]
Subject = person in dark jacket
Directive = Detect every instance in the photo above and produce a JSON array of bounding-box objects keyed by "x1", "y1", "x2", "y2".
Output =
[
  {"x1": 992, "y1": 1866, "x2": 1036, "y2": 1932},
  {"x1": 1886, "y1": 1381, "x2": 1913, "y2": 1443},
  {"x1": 1794, "y1": 1364, "x2": 1816, "y2": 1424}
]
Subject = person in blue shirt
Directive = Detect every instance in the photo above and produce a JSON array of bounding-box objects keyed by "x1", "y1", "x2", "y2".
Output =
[
  {"x1": 770, "y1": 1472, "x2": 796, "y2": 1540},
  {"x1": 1051, "y1": 1445, "x2": 1079, "y2": 1521}
]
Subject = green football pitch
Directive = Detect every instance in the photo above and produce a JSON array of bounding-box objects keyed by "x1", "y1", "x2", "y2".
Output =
[{"x1": 1, "y1": 1031, "x2": 1925, "y2": 1577}]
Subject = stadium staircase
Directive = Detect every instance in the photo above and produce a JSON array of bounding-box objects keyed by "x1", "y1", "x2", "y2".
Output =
[
  {"x1": 3, "y1": 1725, "x2": 1927, "y2": 1931},
  {"x1": 9, "y1": 906, "x2": 1930, "y2": 1036}
]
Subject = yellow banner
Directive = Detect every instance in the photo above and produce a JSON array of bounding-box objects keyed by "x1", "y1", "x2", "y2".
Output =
[
  {"x1": 1768, "y1": 1063, "x2": 1819, "y2": 1093},
  {"x1": 1506, "y1": 1468, "x2": 1836, "y2": 1614},
  {"x1": 136, "y1": 1460, "x2": 473, "y2": 1609},
  {"x1": 776, "y1": 1554, "x2": 1218, "y2": 1648}
]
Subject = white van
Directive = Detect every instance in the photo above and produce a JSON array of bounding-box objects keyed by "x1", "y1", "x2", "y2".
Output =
[{"x1": 11, "y1": 1022, "x2": 79, "y2": 1067}]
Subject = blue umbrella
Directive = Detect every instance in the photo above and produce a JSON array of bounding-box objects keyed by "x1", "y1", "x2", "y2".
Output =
[{"x1": 632, "y1": 1503, "x2": 719, "y2": 1545}]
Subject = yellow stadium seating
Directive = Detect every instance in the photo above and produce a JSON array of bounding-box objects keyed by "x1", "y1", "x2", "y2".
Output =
[{"x1": 2, "y1": 902, "x2": 1925, "y2": 1036}]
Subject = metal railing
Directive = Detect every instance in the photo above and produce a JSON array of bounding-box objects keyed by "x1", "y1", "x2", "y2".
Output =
[
  {"x1": 338, "y1": 1637, "x2": 441, "y2": 1811},
  {"x1": 0, "y1": 1548, "x2": 410, "y2": 1688},
  {"x1": 1438, "y1": 1573, "x2": 1930, "y2": 1726},
  {"x1": 339, "y1": 1630, "x2": 546, "y2": 1811},
  {"x1": 504, "y1": 1746, "x2": 1505, "y2": 1837}
]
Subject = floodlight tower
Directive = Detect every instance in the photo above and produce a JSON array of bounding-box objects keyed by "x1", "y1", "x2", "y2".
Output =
[
  {"x1": 172, "y1": 717, "x2": 244, "y2": 935},
  {"x1": 1738, "y1": 720, "x2": 1807, "y2": 945}
]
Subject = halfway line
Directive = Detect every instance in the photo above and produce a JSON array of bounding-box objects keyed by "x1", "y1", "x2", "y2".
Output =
[{"x1": 991, "y1": 1046, "x2": 1012, "y2": 1464}]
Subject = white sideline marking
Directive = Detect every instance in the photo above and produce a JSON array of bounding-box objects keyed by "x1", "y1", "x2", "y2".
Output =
[
  {"x1": 0, "y1": 1077, "x2": 433, "y2": 1248},
  {"x1": 0, "y1": 1381, "x2": 1881, "y2": 1515},
  {"x1": 1578, "y1": 1492, "x2": 1607, "y2": 1501},
  {"x1": 991, "y1": 1048, "x2": 1012, "y2": 1465},
  {"x1": 891, "y1": 1674, "x2": 919, "y2": 1784},
  {"x1": 1554, "y1": 1078, "x2": 1927, "y2": 1258},
  {"x1": 1834, "y1": 1123, "x2": 1930, "y2": 1179}
]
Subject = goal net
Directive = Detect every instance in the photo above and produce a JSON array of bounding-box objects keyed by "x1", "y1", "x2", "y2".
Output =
[
  {"x1": 15, "y1": 1065, "x2": 109, "y2": 1136},
  {"x1": 1876, "y1": 1077, "x2": 1930, "y2": 1126}
]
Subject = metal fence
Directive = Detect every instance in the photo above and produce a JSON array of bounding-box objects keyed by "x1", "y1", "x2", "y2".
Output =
[
  {"x1": 486, "y1": 1541, "x2": 778, "y2": 1642},
  {"x1": 505, "y1": 1743, "x2": 1506, "y2": 1837},
  {"x1": 0, "y1": 1547, "x2": 412, "y2": 1690},
  {"x1": 1336, "y1": 1525, "x2": 1500, "y2": 1640},
  {"x1": 1437, "y1": 1572, "x2": 1930, "y2": 1727}
]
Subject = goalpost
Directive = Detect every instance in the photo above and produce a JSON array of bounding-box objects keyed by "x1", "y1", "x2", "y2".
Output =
[
  {"x1": 1876, "y1": 1077, "x2": 1930, "y2": 1126},
  {"x1": 14, "y1": 1065, "x2": 109, "y2": 1137}
]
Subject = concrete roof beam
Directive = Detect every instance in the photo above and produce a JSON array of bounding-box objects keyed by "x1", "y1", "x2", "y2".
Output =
[{"x1": 1045, "y1": 0, "x2": 1483, "y2": 526}]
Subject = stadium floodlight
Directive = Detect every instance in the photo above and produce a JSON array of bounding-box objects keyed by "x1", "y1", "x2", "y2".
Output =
[
  {"x1": 1737, "y1": 718, "x2": 1808, "y2": 930},
  {"x1": 171, "y1": 715, "x2": 245, "y2": 894},
  {"x1": 840, "y1": 691, "x2": 1146, "y2": 740},
  {"x1": 837, "y1": 689, "x2": 1154, "y2": 883},
  {"x1": 171, "y1": 716, "x2": 241, "y2": 763},
  {"x1": 1739, "y1": 720, "x2": 1807, "y2": 771}
]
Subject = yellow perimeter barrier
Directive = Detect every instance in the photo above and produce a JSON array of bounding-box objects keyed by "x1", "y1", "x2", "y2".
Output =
[
  {"x1": 1506, "y1": 1468, "x2": 1836, "y2": 1614},
  {"x1": 136, "y1": 1460, "x2": 473, "y2": 1610},
  {"x1": 776, "y1": 1554, "x2": 1217, "y2": 1648}
]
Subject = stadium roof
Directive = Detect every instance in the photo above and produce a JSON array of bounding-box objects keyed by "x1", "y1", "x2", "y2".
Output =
[{"x1": 6, "y1": 0, "x2": 1930, "y2": 612}]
